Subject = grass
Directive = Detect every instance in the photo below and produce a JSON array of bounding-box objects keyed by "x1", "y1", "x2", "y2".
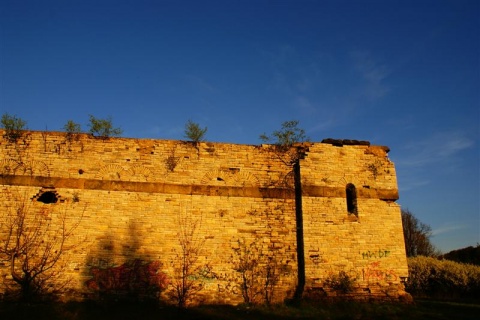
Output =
[{"x1": 0, "y1": 299, "x2": 479, "y2": 320}]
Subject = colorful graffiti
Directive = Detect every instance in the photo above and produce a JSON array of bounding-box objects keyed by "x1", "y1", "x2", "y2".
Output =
[
  {"x1": 361, "y1": 249, "x2": 390, "y2": 260},
  {"x1": 85, "y1": 259, "x2": 169, "y2": 299},
  {"x1": 362, "y1": 261, "x2": 397, "y2": 283}
]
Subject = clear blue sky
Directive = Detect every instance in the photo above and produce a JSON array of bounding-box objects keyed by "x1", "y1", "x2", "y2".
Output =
[{"x1": 1, "y1": 0, "x2": 478, "y2": 253}]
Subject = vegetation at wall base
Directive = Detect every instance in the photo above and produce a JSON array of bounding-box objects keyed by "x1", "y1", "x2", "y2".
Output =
[
  {"x1": 406, "y1": 256, "x2": 480, "y2": 301},
  {"x1": 1, "y1": 299, "x2": 479, "y2": 320}
]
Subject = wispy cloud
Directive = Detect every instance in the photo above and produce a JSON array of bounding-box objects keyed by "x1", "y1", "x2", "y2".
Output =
[
  {"x1": 398, "y1": 178, "x2": 430, "y2": 192},
  {"x1": 395, "y1": 131, "x2": 475, "y2": 192},
  {"x1": 350, "y1": 50, "x2": 390, "y2": 101},
  {"x1": 431, "y1": 224, "x2": 467, "y2": 237},
  {"x1": 264, "y1": 46, "x2": 393, "y2": 132},
  {"x1": 399, "y1": 131, "x2": 475, "y2": 167}
]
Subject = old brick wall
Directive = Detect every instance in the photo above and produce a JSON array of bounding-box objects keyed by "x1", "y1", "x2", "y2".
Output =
[
  {"x1": 300, "y1": 143, "x2": 408, "y2": 298},
  {"x1": 0, "y1": 131, "x2": 408, "y2": 304}
]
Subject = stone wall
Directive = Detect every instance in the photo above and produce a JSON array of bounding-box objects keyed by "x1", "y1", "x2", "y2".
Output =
[{"x1": 0, "y1": 130, "x2": 409, "y2": 304}]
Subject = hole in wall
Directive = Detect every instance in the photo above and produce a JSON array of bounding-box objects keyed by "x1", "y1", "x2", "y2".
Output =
[{"x1": 37, "y1": 191, "x2": 58, "y2": 204}]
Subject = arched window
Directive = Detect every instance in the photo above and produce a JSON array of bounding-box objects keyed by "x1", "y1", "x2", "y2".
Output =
[{"x1": 346, "y1": 183, "x2": 358, "y2": 215}]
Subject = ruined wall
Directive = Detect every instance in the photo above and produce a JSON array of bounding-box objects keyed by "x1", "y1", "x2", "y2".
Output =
[{"x1": 0, "y1": 130, "x2": 408, "y2": 304}]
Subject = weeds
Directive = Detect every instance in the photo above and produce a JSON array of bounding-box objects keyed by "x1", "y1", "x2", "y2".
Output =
[{"x1": 324, "y1": 271, "x2": 356, "y2": 294}]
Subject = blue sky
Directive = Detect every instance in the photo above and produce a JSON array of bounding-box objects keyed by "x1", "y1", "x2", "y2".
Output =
[{"x1": 0, "y1": 0, "x2": 478, "y2": 252}]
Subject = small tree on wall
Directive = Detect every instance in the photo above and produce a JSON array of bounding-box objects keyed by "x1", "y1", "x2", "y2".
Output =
[
  {"x1": 1, "y1": 113, "x2": 27, "y2": 143},
  {"x1": 63, "y1": 120, "x2": 82, "y2": 142},
  {"x1": 87, "y1": 115, "x2": 123, "y2": 139},
  {"x1": 0, "y1": 190, "x2": 83, "y2": 301},
  {"x1": 184, "y1": 120, "x2": 207, "y2": 143},
  {"x1": 260, "y1": 120, "x2": 309, "y2": 150}
]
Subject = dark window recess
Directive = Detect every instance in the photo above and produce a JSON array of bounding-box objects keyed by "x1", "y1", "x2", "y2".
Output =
[
  {"x1": 346, "y1": 183, "x2": 358, "y2": 215},
  {"x1": 37, "y1": 191, "x2": 58, "y2": 204}
]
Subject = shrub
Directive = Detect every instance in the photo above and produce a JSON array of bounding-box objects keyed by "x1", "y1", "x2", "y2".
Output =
[
  {"x1": 85, "y1": 259, "x2": 168, "y2": 301},
  {"x1": 324, "y1": 271, "x2": 356, "y2": 294},
  {"x1": 1, "y1": 113, "x2": 27, "y2": 143},
  {"x1": 63, "y1": 120, "x2": 81, "y2": 133},
  {"x1": 259, "y1": 120, "x2": 310, "y2": 166},
  {"x1": 406, "y1": 256, "x2": 480, "y2": 300},
  {"x1": 88, "y1": 115, "x2": 122, "y2": 138},
  {"x1": 63, "y1": 120, "x2": 82, "y2": 141},
  {"x1": 184, "y1": 120, "x2": 207, "y2": 143},
  {"x1": 259, "y1": 120, "x2": 309, "y2": 149}
]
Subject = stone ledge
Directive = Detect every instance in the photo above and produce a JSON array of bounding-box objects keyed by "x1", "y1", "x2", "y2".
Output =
[{"x1": 0, "y1": 175, "x2": 399, "y2": 200}]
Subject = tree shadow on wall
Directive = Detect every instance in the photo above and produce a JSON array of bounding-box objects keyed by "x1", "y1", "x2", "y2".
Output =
[{"x1": 83, "y1": 221, "x2": 168, "y2": 302}]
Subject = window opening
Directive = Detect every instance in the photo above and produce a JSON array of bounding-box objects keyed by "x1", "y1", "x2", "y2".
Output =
[{"x1": 346, "y1": 183, "x2": 358, "y2": 215}]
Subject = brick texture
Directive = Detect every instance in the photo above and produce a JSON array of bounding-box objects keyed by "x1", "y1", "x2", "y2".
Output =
[{"x1": 0, "y1": 131, "x2": 409, "y2": 304}]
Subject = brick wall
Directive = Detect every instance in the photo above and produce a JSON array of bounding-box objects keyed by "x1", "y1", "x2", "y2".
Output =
[{"x1": 0, "y1": 131, "x2": 409, "y2": 304}]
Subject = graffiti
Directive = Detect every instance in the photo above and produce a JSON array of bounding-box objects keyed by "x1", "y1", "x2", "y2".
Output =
[
  {"x1": 309, "y1": 254, "x2": 327, "y2": 264},
  {"x1": 362, "y1": 261, "x2": 397, "y2": 283},
  {"x1": 186, "y1": 264, "x2": 217, "y2": 283},
  {"x1": 217, "y1": 282, "x2": 241, "y2": 295},
  {"x1": 185, "y1": 264, "x2": 242, "y2": 296},
  {"x1": 85, "y1": 259, "x2": 169, "y2": 299},
  {"x1": 361, "y1": 249, "x2": 390, "y2": 260}
]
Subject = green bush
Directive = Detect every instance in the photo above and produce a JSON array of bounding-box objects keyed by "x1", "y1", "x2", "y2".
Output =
[
  {"x1": 62, "y1": 120, "x2": 82, "y2": 142},
  {"x1": 324, "y1": 271, "x2": 356, "y2": 294},
  {"x1": 88, "y1": 115, "x2": 122, "y2": 138},
  {"x1": 1, "y1": 113, "x2": 27, "y2": 142},
  {"x1": 184, "y1": 120, "x2": 207, "y2": 143},
  {"x1": 406, "y1": 256, "x2": 480, "y2": 300}
]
